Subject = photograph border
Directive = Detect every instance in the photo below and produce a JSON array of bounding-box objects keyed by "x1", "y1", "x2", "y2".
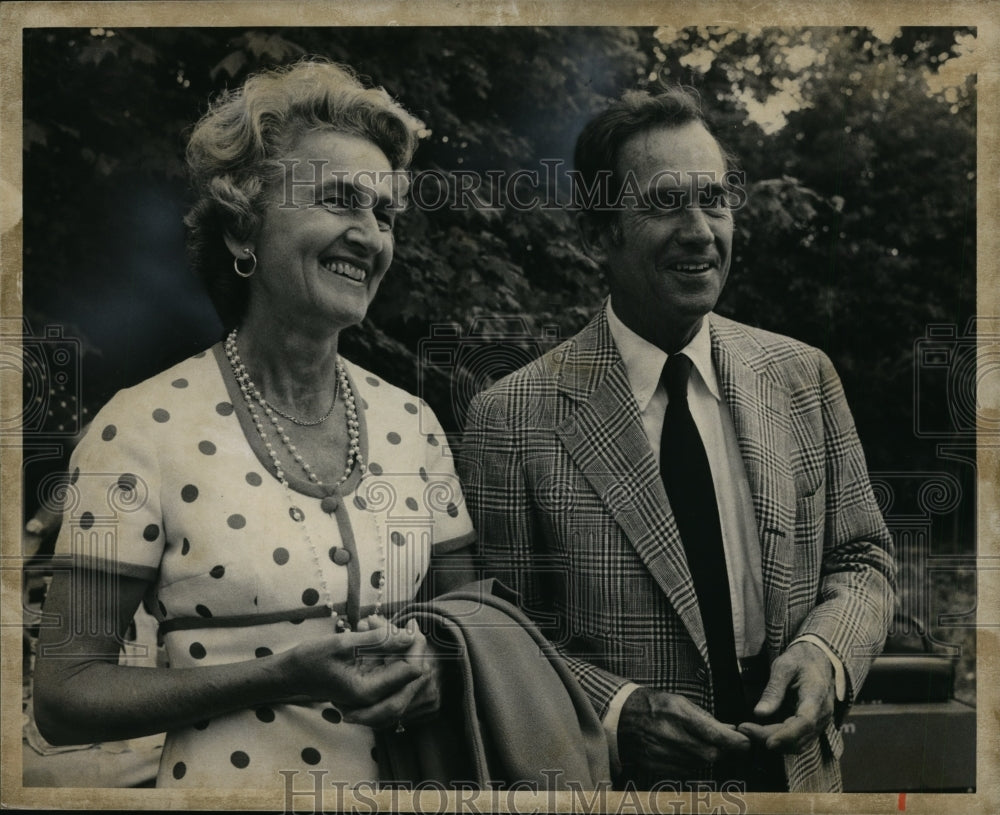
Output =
[{"x1": 1, "y1": 1, "x2": 997, "y2": 813}]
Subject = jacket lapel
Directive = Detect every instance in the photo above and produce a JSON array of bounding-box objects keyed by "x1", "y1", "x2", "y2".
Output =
[
  {"x1": 554, "y1": 310, "x2": 709, "y2": 662},
  {"x1": 711, "y1": 318, "x2": 796, "y2": 656}
]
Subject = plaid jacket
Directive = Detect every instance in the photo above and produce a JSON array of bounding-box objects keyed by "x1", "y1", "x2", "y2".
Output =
[{"x1": 458, "y1": 308, "x2": 896, "y2": 793}]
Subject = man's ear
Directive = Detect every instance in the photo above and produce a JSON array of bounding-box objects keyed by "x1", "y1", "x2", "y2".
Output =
[{"x1": 577, "y1": 212, "x2": 609, "y2": 265}]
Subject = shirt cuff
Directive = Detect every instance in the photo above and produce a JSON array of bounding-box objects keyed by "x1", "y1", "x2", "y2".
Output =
[
  {"x1": 793, "y1": 635, "x2": 846, "y2": 701},
  {"x1": 602, "y1": 682, "x2": 641, "y2": 771}
]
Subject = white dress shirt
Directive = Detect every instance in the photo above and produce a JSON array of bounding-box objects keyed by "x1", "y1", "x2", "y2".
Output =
[
  {"x1": 601, "y1": 300, "x2": 844, "y2": 764},
  {"x1": 606, "y1": 301, "x2": 767, "y2": 657}
]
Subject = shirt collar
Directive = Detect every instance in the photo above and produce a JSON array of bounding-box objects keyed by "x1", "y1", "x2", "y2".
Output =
[{"x1": 605, "y1": 299, "x2": 721, "y2": 410}]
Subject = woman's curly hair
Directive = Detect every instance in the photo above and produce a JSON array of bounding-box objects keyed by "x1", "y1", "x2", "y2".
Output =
[{"x1": 184, "y1": 59, "x2": 422, "y2": 329}]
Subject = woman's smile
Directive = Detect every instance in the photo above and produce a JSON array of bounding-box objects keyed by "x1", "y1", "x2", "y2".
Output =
[{"x1": 322, "y1": 258, "x2": 368, "y2": 283}]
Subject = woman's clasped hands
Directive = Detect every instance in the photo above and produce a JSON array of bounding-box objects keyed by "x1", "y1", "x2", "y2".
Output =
[{"x1": 278, "y1": 615, "x2": 441, "y2": 731}]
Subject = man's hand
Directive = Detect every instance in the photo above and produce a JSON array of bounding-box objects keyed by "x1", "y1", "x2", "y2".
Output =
[
  {"x1": 618, "y1": 686, "x2": 751, "y2": 777},
  {"x1": 737, "y1": 641, "x2": 835, "y2": 754}
]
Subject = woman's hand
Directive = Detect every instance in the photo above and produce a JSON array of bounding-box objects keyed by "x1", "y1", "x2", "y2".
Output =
[
  {"x1": 276, "y1": 624, "x2": 423, "y2": 710},
  {"x1": 340, "y1": 616, "x2": 444, "y2": 729},
  {"x1": 34, "y1": 574, "x2": 430, "y2": 745}
]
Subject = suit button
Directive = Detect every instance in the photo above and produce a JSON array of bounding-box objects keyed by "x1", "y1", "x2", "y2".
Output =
[{"x1": 696, "y1": 667, "x2": 708, "y2": 682}]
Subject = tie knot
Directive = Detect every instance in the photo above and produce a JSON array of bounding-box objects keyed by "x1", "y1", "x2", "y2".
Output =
[{"x1": 663, "y1": 353, "x2": 693, "y2": 402}]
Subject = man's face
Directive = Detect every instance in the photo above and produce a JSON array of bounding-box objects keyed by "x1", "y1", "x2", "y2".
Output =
[{"x1": 598, "y1": 122, "x2": 734, "y2": 352}]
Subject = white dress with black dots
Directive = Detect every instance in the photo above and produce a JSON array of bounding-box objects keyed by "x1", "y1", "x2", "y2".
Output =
[{"x1": 54, "y1": 345, "x2": 475, "y2": 789}]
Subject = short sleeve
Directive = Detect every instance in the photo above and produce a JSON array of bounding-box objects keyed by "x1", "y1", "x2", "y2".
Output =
[
  {"x1": 53, "y1": 392, "x2": 164, "y2": 582},
  {"x1": 419, "y1": 406, "x2": 476, "y2": 554}
]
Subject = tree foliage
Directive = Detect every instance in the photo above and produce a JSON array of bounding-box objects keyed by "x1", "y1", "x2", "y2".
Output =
[{"x1": 22, "y1": 26, "x2": 976, "y2": 524}]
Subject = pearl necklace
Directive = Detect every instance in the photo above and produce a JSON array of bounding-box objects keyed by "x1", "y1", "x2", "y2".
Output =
[
  {"x1": 224, "y1": 328, "x2": 384, "y2": 628},
  {"x1": 225, "y1": 328, "x2": 363, "y2": 486}
]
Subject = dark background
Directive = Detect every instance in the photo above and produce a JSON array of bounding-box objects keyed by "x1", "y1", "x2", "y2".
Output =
[{"x1": 20, "y1": 26, "x2": 978, "y2": 700}]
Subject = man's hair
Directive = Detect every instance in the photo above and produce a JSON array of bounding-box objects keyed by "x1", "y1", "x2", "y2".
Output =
[
  {"x1": 183, "y1": 59, "x2": 421, "y2": 330},
  {"x1": 573, "y1": 87, "x2": 733, "y2": 233}
]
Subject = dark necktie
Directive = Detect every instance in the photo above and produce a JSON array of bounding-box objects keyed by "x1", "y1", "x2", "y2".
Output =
[{"x1": 659, "y1": 353, "x2": 744, "y2": 724}]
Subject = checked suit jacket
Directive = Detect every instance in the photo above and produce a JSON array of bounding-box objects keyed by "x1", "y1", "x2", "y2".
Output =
[{"x1": 458, "y1": 307, "x2": 896, "y2": 793}]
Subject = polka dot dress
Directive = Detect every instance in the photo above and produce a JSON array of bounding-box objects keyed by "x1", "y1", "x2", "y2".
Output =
[{"x1": 54, "y1": 346, "x2": 475, "y2": 789}]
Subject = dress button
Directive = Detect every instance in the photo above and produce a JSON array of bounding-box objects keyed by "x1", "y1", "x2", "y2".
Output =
[
  {"x1": 320, "y1": 495, "x2": 340, "y2": 514},
  {"x1": 331, "y1": 547, "x2": 351, "y2": 566}
]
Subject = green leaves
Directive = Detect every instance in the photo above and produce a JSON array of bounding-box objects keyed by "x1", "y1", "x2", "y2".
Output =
[
  {"x1": 211, "y1": 32, "x2": 305, "y2": 79},
  {"x1": 23, "y1": 25, "x2": 974, "y2": 464}
]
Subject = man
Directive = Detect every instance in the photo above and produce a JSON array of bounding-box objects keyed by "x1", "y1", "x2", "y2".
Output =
[{"x1": 458, "y1": 89, "x2": 896, "y2": 792}]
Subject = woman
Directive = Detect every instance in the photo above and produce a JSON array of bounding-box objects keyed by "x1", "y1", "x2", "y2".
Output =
[{"x1": 33, "y1": 59, "x2": 477, "y2": 789}]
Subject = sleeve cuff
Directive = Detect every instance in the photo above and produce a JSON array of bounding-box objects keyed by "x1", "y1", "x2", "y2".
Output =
[
  {"x1": 602, "y1": 682, "x2": 640, "y2": 771},
  {"x1": 793, "y1": 634, "x2": 846, "y2": 701}
]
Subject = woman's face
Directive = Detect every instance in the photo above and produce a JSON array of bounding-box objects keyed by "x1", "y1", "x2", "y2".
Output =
[{"x1": 240, "y1": 129, "x2": 402, "y2": 335}]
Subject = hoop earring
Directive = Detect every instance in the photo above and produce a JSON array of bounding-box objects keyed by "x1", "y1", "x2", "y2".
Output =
[{"x1": 234, "y1": 248, "x2": 257, "y2": 278}]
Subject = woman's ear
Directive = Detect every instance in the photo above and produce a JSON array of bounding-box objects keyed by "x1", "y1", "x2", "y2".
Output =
[
  {"x1": 577, "y1": 212, "x2": 608, "y2": 265},
  {"x1": 223, "y1": 232, "x2": 252, "y2": 260}
]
